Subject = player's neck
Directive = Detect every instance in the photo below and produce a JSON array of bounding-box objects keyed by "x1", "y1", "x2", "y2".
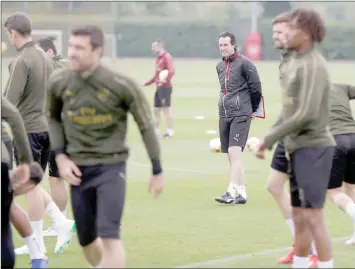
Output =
[
  {"x1": 295, "y1": 42, "x2": 313, "y2": 54},
  {"x1": 15, "y1": 37, "x2": 33, "y2": 50},
  {"x1": 158, "y1": 50, "x2": 166, "y2": 56},
  {"x1": 79, "y1": 62, "x2": 100, "y2": 78}
]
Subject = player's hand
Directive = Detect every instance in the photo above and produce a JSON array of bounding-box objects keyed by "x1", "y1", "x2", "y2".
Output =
[
  {"x1": 10, "y1": 163, "x2": 31, "y2": 195},
  {"x1": 148, "y1": 173, "x2": 165, "y2": 197},
  {"x1": 285, "y1": 151, "x2": 290, "y2": 161},
  {"x1": 254, "y1": 139, "x2": 266, "y2": 159},
  {"x1": 250, "y1": 113, "x2": 256, "y2": 119},
  {"x1": 56, "y1": 154, "x2": 82, "y2": 186}
]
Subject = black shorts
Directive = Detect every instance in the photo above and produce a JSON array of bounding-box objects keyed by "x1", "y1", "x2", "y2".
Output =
[
  {"x1": 219, "y1": 116, "x2": 251, "y2": 153},
  {"x1": 289, "y1": 147, "x2": 335, "y2": 208},
  {"x1": 48, "y1": 151, "x2": 60, "y2": 178},
  {"x1": 328, "y1": 133, "x2": 355, "y2": 189},
  {"x1": 14, "y1": 132, "x2": 50, "y2": 172},
  {"x1": 1, "y1": 163, "x2": 13, "y2": 236},
  {"x1": 70, "y1": 162, "x2": 126, "y2": 247},
  {"x1": 154, "y1": 87, "x2": 172, "y2": 108},
  {"x1": 270, "y1": 142, "x2": 289, "y2": 174},
  {"x1": 4, "y1": 141, "x2": 14, "y2": 170},
  {"x1": 1, "y1": 226, "x2": 15, "y2": 269}
]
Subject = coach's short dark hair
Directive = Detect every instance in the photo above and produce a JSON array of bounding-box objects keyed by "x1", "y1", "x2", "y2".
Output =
[
  {"x1": 37, "y1": 37, "x2": 57, "y2": 55},
  {"x1": 272, "y1": 11, "x2": 292, "y2": 25},
  {"x1": 291, "y1": 8, "x2": 326, "y2": 43},
  {"x1": 70, "y1": 25, "x2": 104, "y2": 49},
  {"x1": 4, "y1": 12, "x2": 32, "y2": 37},
  {"x1": 218, "y1": 32, "x2": 237, "y2": 46}
]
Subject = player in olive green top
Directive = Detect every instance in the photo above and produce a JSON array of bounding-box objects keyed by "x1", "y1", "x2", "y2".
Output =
[
  {"x1": 4, "y1": 12, "x2": 75, "y2": 259},
  {"x1": 327, "y1": 83, "x2": 355, "y2": 246},
  {"x1": 47, "y1": 25, "x2": 165, "y2": 268},
  {"x1": 254, "y1": 9, "x2": 336, "y2": 268},
  {"x1": 1, "y1": 97, "x2": 46, "y2": 269},
  {"x1": 37, "y1": 37, "x2": 72, "y2": 238}
]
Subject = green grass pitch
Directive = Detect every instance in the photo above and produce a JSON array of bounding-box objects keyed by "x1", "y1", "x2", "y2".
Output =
[{"x1": 2, "y1": 58, "x2": 355, "y2": 268}]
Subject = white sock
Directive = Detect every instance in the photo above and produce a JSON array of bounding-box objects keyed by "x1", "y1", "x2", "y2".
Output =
[
  {"x1": 285, "y1": 219, "x2": 295, "y2": 238},
  {"x1": 167, "y1": 128, "x2": 174, "y2": 136},
  {"x1": 45, "y1": 202, "x2": 66, "y2": 226},
  {"x1": 293, "y1": 256, "x2": 309, "y2": 268},
  {"x1": 24, "y1": 233, "x2": 44, "y2": 259},
  {"x1": 227, "y1": 182, "x2": 238, "y2": 197},
  {"x1": 236, "y1": 185, "x2": 247, "y2": 200},
  {"x1": 344, "y1": 203, "x2": 355, "y2": 221},
  {"x1": 30, "y1": 221, "x2": 45, "y2": 253},
  {"x1": 311, "y1": 241, "x2": 318, "y2": 255},
  {"x1": 318, "y1": 259, "x2": 334, "y2": 268},
  {"x1": 61, "y1": 210, "x2": 67, "y2": 218}
]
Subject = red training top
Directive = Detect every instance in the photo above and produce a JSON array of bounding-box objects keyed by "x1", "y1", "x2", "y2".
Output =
[{"x1": 144, "y1": 51, "x2": 175, "y2": 88}]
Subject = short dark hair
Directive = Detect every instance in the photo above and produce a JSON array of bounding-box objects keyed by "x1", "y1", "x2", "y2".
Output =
[
  {"x1": 4, "y1": 12, "x2": 32, "y2": 37},
  {"x1": 70, "y1": 25, "x2": 104, "y2": 49},
  {"x1": 291, "y1": 8, "x2": 326, "y2": 43},
  {"x1": 272, "y1": 12, "x2": 292, "y2": 25},
  {"x1": 218, "y1": 32, "x2": 237, "y2": 46},
  {"x1": 37, "y1": 37, "x2": 57, "y2": 55}
]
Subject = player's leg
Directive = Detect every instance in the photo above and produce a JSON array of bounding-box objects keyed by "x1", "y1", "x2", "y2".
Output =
[
  {"x1": 10, "y1": 203, "x2": 47, "y2": 267},
  {"x1": 154, "y1": 88, "x2": 163, "y2": 136},
  {"x1": 291, "y1": 147, "x2": 335, "y2": 268},
  {"x1": 161, "y1": 87, "x2": 174, "y2": 139},
  {"x1": 96, "y1": 163, "x2": 127, "y2": 268},
  {"x1": 326, "y1": 139, "x2": 355, "y2": 245},
  {"x1": 215, "y1": 117, "x2": 235, "y2": 204},
  {"x1": 265, "y1": 142, "x2": 295, "y2": 263},
  {"x1": 70, "y1": 168, "x2": 102, "y2": 267},
  {"x1": 43, "y1": 151, "x2": 69, "y2": 237},
  {"x1": 39, "y1": 133, "x2": 75, "y2": 253},
  {"x1": 227, "y1": 116, "x2": 251, "y2": 204}
]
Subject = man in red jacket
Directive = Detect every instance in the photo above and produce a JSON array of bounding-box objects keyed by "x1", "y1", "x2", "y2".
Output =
[{"x1": 144, "y1": 40, "x2": 175, "y2": 139}]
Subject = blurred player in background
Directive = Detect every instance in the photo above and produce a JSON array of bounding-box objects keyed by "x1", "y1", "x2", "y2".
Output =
[
  {"x1": 3, "y1": 12, "x2": 75, "y2": 257},
  {"x1": 37, "y1": 37, "x2": 72, "y2": 237},
  {"x1": 327, "y1": 83, "x2": 355, "y2": 246},
  {"x1": 144, "y1": 39, "x2": 175, "y2": 139},
  {"x1": 215, "y1": 32, "x2": 262, "y2": 205},
  {"x1": 47, "y1": 24, "x2": 165, "y2": 268},
  {"x1": 2, "y1": 98, "x2": 45, "y2": 268},
  {"x1": 254, "y1": 8, "x2": 336, "y2": 269}
]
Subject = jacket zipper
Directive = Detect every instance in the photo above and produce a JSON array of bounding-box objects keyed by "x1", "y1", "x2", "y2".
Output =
[{"x1": 223, "y1": 62, "x2": 229, "y2": 117}]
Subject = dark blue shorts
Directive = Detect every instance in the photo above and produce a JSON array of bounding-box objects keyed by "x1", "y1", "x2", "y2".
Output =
[
  {"x1": 48, "y1": 151, "x2": 59, "y2": 178},
  {"x1": 1, "y1": 225, "x2": 15, "y2": 269},
  {"x1": 70, "y1": 162, "x2": 126, "y2": 247},
  {"x1": 154, "y1": 87, "x2": 172, "y2": 108},
  {"x1": 270, "y1": 142, "x2": 289, "y2": 174}
]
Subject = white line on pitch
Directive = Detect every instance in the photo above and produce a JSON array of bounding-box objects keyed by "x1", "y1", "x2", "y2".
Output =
[{"x1": 175, "y1": 237, "x2": 348, "y2": 268}]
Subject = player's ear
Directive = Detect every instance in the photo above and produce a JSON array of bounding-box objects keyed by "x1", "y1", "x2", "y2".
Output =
[{"x1": 94, "y1": 47, "x2": 103, "y2": 58}]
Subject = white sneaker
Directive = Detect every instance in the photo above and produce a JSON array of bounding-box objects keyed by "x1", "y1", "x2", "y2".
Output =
[
  {"x1": 15, "y1": 244, "x2": 47, "y2": 256},
  {"x1": 345, "y1": 235, "x2": 355, "y2": 245},
  {"x1": 43, "y1": 224, "x2": 58, "y2": 237},
  {"x1": 54, "y1": 219, "x2": 76, "y2": 254}
]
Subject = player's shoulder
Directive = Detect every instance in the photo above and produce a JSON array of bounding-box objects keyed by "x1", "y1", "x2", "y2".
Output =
[
  {"x1": 216, "y1": 59, "x2": 223, "y2": 68},
  {"x1": 49, "y1": 67, "x2": 72, "y2": 86},
  {"x1": 239, "y1": 53, "x2": 256, "y2": 67},
  {"x1": 99, "y1": 64, "x2": 139, "y2": 92},
  {"x1": 164, "y1": 51, "x2": 173, "y2": 59}
]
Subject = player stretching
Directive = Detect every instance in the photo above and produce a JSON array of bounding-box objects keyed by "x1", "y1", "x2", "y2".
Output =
[
  {"x1": 215, "y1": 32, "x2": 262, "y2": 204},
  {"x1": 2, "y1": 98, "x2": 45, "y2": 268},
  {"x1": 144, "y1": 40, "x2": 175, "y2": 138},
  {"x1": 47, "y1": 25, "x2": 165, "y2": 268},
  {"x1": 254, "y1": 8, "x2": 336, "y2": 268},
  {"x1": 37, "y1": 37, "x2": 72, "y2": 237},
  {"x1": 3, "y1": 12, "x2": 75, "y2": 256},
  {"x1": 327, "y1": 84, "x2": 355, "y2": 245}
]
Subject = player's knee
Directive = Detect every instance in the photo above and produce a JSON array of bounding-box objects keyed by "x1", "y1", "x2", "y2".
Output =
[
  {"x1": 228, "y1": 146, "x2": 242, "y2": 160},
  {"x1": 327, "y1": 188, "x2": 343, "y2": 201},
  {"x1": 343, "y1": 182, "x2": 355, "y2": 193},
  {"x1": 266, "y1": 169, "x2": 287, "y2": 195}
]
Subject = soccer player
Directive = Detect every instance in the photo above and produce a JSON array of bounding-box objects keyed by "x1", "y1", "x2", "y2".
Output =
[
  {"x1": 144, "y1": 40, "x2": 175, "y2": 138},
  {"x1": 47, "y1": 25, "x2": 165, "y2": 268},
  {"x1": 254, "y1": 8, "x2": 336, "y2": 268},
  {"x1": 2, "y1": 97, "x2": 45, "y2": 268},
  {"x1": 3, "y1": 12, "x2": 75, "y2": 256},
  {"x1": 37, "y1": 37, "x2": 72, "y2": 237},
  {"x1": 327, "y1": 83, "x2": 355, "y2": 245},
  {"x1": 215, "y1": 32, "x2": 262, "y2": 204}
]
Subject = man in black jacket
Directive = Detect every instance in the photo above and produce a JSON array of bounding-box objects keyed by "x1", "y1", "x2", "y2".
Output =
[{"x1": 215, "y1": 32, "x2": 262, "y2": 205}]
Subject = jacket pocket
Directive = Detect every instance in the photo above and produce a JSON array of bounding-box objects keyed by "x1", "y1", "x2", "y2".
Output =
[{"x1": 235, "y1": 95, "x2": 240, "y2": 110}]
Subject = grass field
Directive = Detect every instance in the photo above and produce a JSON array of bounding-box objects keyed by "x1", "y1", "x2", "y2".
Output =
[{"x1": 2, "y1": 58, "x2": 355, "y2": 268}]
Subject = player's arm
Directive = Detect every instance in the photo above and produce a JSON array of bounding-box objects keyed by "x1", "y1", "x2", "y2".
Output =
[
  {"x1": 144, "y1": 70, "x2": 158, "y2": 86},
  {"x1": 264, "y1": 60, "x2": 324, "y2": 149},
  {"x1": 348, "y1": 84, "x2": 355, "y2": 100},
  {"x1": 164, "y1": 53, "x2": 175, "y2": 82},
  {"x1": 123, "y1": 79, "x2": 162, "y2": 174},
  {"x1": 4, "y1": 58, "x2": 28, "y2": 106},
  {"x1": 242, "y1": 59, "x2": 262, "y2": 112},
  {"x1": 1, "y1": 98, "x2": 33, "y2": 164},
  {"x1": 46, "y1": 71, "x2": 67, "y2": 156}
]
